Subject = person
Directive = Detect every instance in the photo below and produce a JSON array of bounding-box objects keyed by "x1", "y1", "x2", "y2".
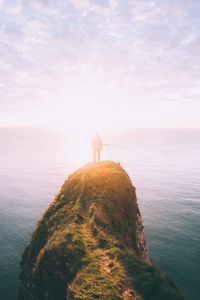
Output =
[{"x1": 92, "y1": 132, "x2": 103, "y2": 163}]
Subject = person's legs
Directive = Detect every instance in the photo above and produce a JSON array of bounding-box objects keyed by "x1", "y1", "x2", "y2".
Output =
[
  {"x1": 93, "y1": 149, "x2": 96, "y2": 162},
  {"x1": 98, "y1": 148, "x2": 100, "y2": 163}
]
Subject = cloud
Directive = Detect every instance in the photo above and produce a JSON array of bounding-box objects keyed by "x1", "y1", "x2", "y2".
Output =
[
  {"x1": 0, "y1": 0, "x2": 200, "y2": 128},
  {"x1": 0, "y1": 0, "x2": 4, "y2": 9},
  {"x1": 28, "y1": 0, "x2": 59, "y2": 16},
  {"x1": 70, "y1": 0, "x2": 89, "y2": 9},
  {"x1": 181, "y1": 33, "x2": 199, "y2": 45},
  {"x1": 0, "y1": 0, "x2": 23, "y2": 16}
]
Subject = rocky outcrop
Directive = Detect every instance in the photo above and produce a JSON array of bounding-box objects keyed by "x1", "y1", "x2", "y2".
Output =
[{"x1": 19, "y1": 161, "x2": 188, "y2": 300}]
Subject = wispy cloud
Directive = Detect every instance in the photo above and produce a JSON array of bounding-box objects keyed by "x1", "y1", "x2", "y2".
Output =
[
  {"x1": 28, "y1": 0, "x2": 59, "y2": 16},
  {"x1": 0, "y1": 0, "x2": 200, "y2": 127},
  {"x1": 0, "y1": 0, "x2": 23, "y2": 16}
]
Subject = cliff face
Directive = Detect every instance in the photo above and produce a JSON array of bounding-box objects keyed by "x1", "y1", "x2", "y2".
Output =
[{"x1": 19, "y1": 161, "x2": 187, "y2": 300}]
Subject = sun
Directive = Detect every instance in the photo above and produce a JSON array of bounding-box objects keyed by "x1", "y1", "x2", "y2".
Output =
[
  {"x1": 41, "y1": 79, "x2": 123, "y2": 164},
  {"x1": 67, "y1": 126, "x2": 95, "y2": 165}
]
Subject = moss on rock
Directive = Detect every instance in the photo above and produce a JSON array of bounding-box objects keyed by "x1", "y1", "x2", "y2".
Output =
[{"x1": 19, "y1": 161, "x2": 188, "y2": 300}]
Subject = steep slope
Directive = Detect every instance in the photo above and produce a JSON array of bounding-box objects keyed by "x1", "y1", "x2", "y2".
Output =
[{"x1": 19, "y1": 161, "x2": 188, "y2": 300}]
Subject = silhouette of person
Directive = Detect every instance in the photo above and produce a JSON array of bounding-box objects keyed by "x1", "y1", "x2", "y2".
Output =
[{"x1": 92, "y1": 132, "x2": 103, "y2": 163}]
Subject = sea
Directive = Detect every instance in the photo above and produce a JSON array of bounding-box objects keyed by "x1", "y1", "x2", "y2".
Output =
[{"x1": 0, "y1": 127, "x2": 199, "y2": 299}]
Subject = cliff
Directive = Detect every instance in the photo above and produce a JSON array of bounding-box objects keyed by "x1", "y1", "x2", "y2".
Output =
[{"x1": 19, "y1": 161, "x2": 188, "y2": 300}]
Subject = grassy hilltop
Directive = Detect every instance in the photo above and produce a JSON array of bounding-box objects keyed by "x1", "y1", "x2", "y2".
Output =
[{"x1": 19, "y1": 161, "x2": 188, "y2": 300}]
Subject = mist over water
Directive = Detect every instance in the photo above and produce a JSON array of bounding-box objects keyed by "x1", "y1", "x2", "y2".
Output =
[{"x1": 0, "y1": 128, "x2": 199, "y2": 299}]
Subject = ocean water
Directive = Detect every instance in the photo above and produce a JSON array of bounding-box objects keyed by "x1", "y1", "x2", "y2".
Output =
[{"x1": 0, "y1": 127, "x2": 199, "y2": 299}]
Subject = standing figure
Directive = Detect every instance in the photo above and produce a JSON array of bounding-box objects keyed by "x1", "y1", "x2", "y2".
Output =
[{"x1": 92, "y1": 132, "x2": 103, "y2": 163}]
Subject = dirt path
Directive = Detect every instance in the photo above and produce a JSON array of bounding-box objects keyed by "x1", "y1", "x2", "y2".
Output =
[
  {"x1": 74, "y1": 173, "x2": 139, "y2": 299},
  {"x1": 81, "y1": 217, "x2": 139, "y2": 300}
]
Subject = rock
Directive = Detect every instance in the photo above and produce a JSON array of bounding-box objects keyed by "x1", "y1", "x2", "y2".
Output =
[{"x1": 18, "y1": 161, "x2": 188, "y2": 300}]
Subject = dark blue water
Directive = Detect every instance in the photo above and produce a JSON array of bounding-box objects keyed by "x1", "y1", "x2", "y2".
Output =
[{"x1": 0, "y1": 128, "x2": 199, "y2": 299}]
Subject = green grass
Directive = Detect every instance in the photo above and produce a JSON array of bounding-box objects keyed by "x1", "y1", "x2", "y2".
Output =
[{"x1": 121, "y1": 253, "x2": 189, "y2": 300}]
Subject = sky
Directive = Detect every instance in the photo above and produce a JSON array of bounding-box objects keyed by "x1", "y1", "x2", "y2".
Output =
[{"x1": 0, "y1": 0, "x2": 200, "y2": 130}]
